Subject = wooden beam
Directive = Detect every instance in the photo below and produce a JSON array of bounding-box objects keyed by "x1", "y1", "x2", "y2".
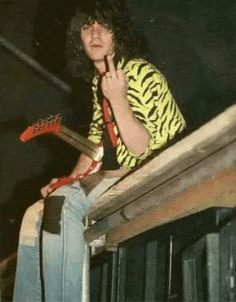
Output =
[
  {"x1": 80, "y1": 169, "x2": 129, "y2": 197},
  {"x1": 88, "y1": 104, "x2": 236, "y2": 221},
  {"x1": 84, "y1": 139, "x2": 236, "y2": 242},
  {"x1": 105, "y1": 169, "x2": 236, "y2": 245}
]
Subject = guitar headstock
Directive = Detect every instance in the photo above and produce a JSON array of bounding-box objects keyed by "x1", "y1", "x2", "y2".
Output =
[{"x1": 20, "y1": 114, "x2": 62, "y2": 142}]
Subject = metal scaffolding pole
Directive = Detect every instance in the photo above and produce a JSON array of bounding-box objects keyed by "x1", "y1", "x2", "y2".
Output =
[{"x1": 0, "y1": 34, "x2": 71, "y2": 93}]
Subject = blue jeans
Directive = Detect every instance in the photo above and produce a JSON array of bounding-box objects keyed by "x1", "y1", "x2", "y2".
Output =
[{"x1": 13, "y1": 182, "x2": 95, "y2": 302}]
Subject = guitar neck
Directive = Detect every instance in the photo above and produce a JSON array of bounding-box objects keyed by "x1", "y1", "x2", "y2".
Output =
[{"x1": 55, "y1": 125, "x2": 102, "y2": 162}]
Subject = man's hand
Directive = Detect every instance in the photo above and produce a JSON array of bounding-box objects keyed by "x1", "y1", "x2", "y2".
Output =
[
  {"x1": 41, "y1": 178, "x2": 60, "y2": 198},
  {"x1": 40, "y1": 155, "x2": 102, "y2": 199},
  {"x1": 40, "y1": 176, "x2": 75, "y2": 198},
  {"x1": 100, "y1": 55, "x2": 151, "y2": 157},
  {"x1": 101, "y1": 55, "x2": 128, "y2": 104}
]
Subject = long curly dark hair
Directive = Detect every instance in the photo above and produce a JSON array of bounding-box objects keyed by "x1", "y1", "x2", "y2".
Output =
[{"x1": 66, "y1": 0, "x2": 149, "y2": 82}]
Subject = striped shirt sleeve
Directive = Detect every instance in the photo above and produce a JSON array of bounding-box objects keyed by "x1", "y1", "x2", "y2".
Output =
[{"x1": 122, "y1": 59, "x2": 186, "y2": 163}]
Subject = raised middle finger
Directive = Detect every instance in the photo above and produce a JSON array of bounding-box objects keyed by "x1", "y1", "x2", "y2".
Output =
[{"x1": 106, "y1": 55, "x2": 117, "y2": 78}]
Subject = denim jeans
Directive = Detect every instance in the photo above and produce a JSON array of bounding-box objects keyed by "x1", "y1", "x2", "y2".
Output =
[{"x1": 13, "y1": 182, "x2": 95, "y2": 302}]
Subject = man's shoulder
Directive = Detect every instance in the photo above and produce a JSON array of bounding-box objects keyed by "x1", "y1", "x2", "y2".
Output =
[
  {"x1": 124, "y1": 58, "x2": 149, "y2": 71},
  {"x1": 123, "y1": 58, "x2": 164, "y2": 85},
  {"x1": 124, "y1": 58, "x2": 162, "y2": 77}
]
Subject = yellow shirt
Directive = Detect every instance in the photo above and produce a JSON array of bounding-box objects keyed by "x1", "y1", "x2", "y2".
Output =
[{"x1": 88, "y1": 58, "x2": 186, "y2": 169}]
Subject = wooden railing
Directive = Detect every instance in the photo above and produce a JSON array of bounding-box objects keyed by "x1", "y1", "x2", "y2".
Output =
[{"x1": 82, "y1": 103, "x2": 236, "y2": 247}]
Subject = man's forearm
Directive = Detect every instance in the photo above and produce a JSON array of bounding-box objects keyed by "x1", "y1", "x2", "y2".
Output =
[
  {"x1": 111, "y1": 97, "x2": 150, "y2": 156},
  {"x1": 70, "y1": 153, "x2": 94, "y2": 178}
]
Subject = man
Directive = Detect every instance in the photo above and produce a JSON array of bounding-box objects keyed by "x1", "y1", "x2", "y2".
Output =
[{"x1": 13, "y1": 1, "x2": 186, "y2": 301}]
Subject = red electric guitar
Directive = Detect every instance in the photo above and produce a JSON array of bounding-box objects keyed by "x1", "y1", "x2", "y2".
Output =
[{"x1": 20, "y1": 114, "x2": 103, "y2": 191}]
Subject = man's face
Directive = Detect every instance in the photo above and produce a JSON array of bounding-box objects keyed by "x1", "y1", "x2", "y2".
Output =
[{"x1": 80, "y1": 21, "x2": 115, "y2": 64}]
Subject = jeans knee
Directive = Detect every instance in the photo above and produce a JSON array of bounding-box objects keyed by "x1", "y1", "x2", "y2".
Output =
[
  {"x1": 19, "y1": 200, "x2": 44, "y2": 246},
  {"x1": 51, "y1": 183, "x2": 93, "y2": 218},
  {"x1": 42, "y1": 183, "x2": 93, "y2": 235}
]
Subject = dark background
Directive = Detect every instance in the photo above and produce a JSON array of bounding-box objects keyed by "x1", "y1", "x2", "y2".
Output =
[{"x1": 1, "y1": 0, "x2": 236, "y2": 261}]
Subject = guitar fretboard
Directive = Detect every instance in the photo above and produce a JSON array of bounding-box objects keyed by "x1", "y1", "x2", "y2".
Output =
[{"x1": 56, "y1": 126, "x2": 103, "y2": 162}]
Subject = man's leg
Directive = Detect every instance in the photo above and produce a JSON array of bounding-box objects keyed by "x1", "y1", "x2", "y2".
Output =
[
  {"x1": 13, "y1": 200, "x2": 44, "y2": 302},
  {"x1": 41, "y1": 183, "x2": 95, "y2": 302}
]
